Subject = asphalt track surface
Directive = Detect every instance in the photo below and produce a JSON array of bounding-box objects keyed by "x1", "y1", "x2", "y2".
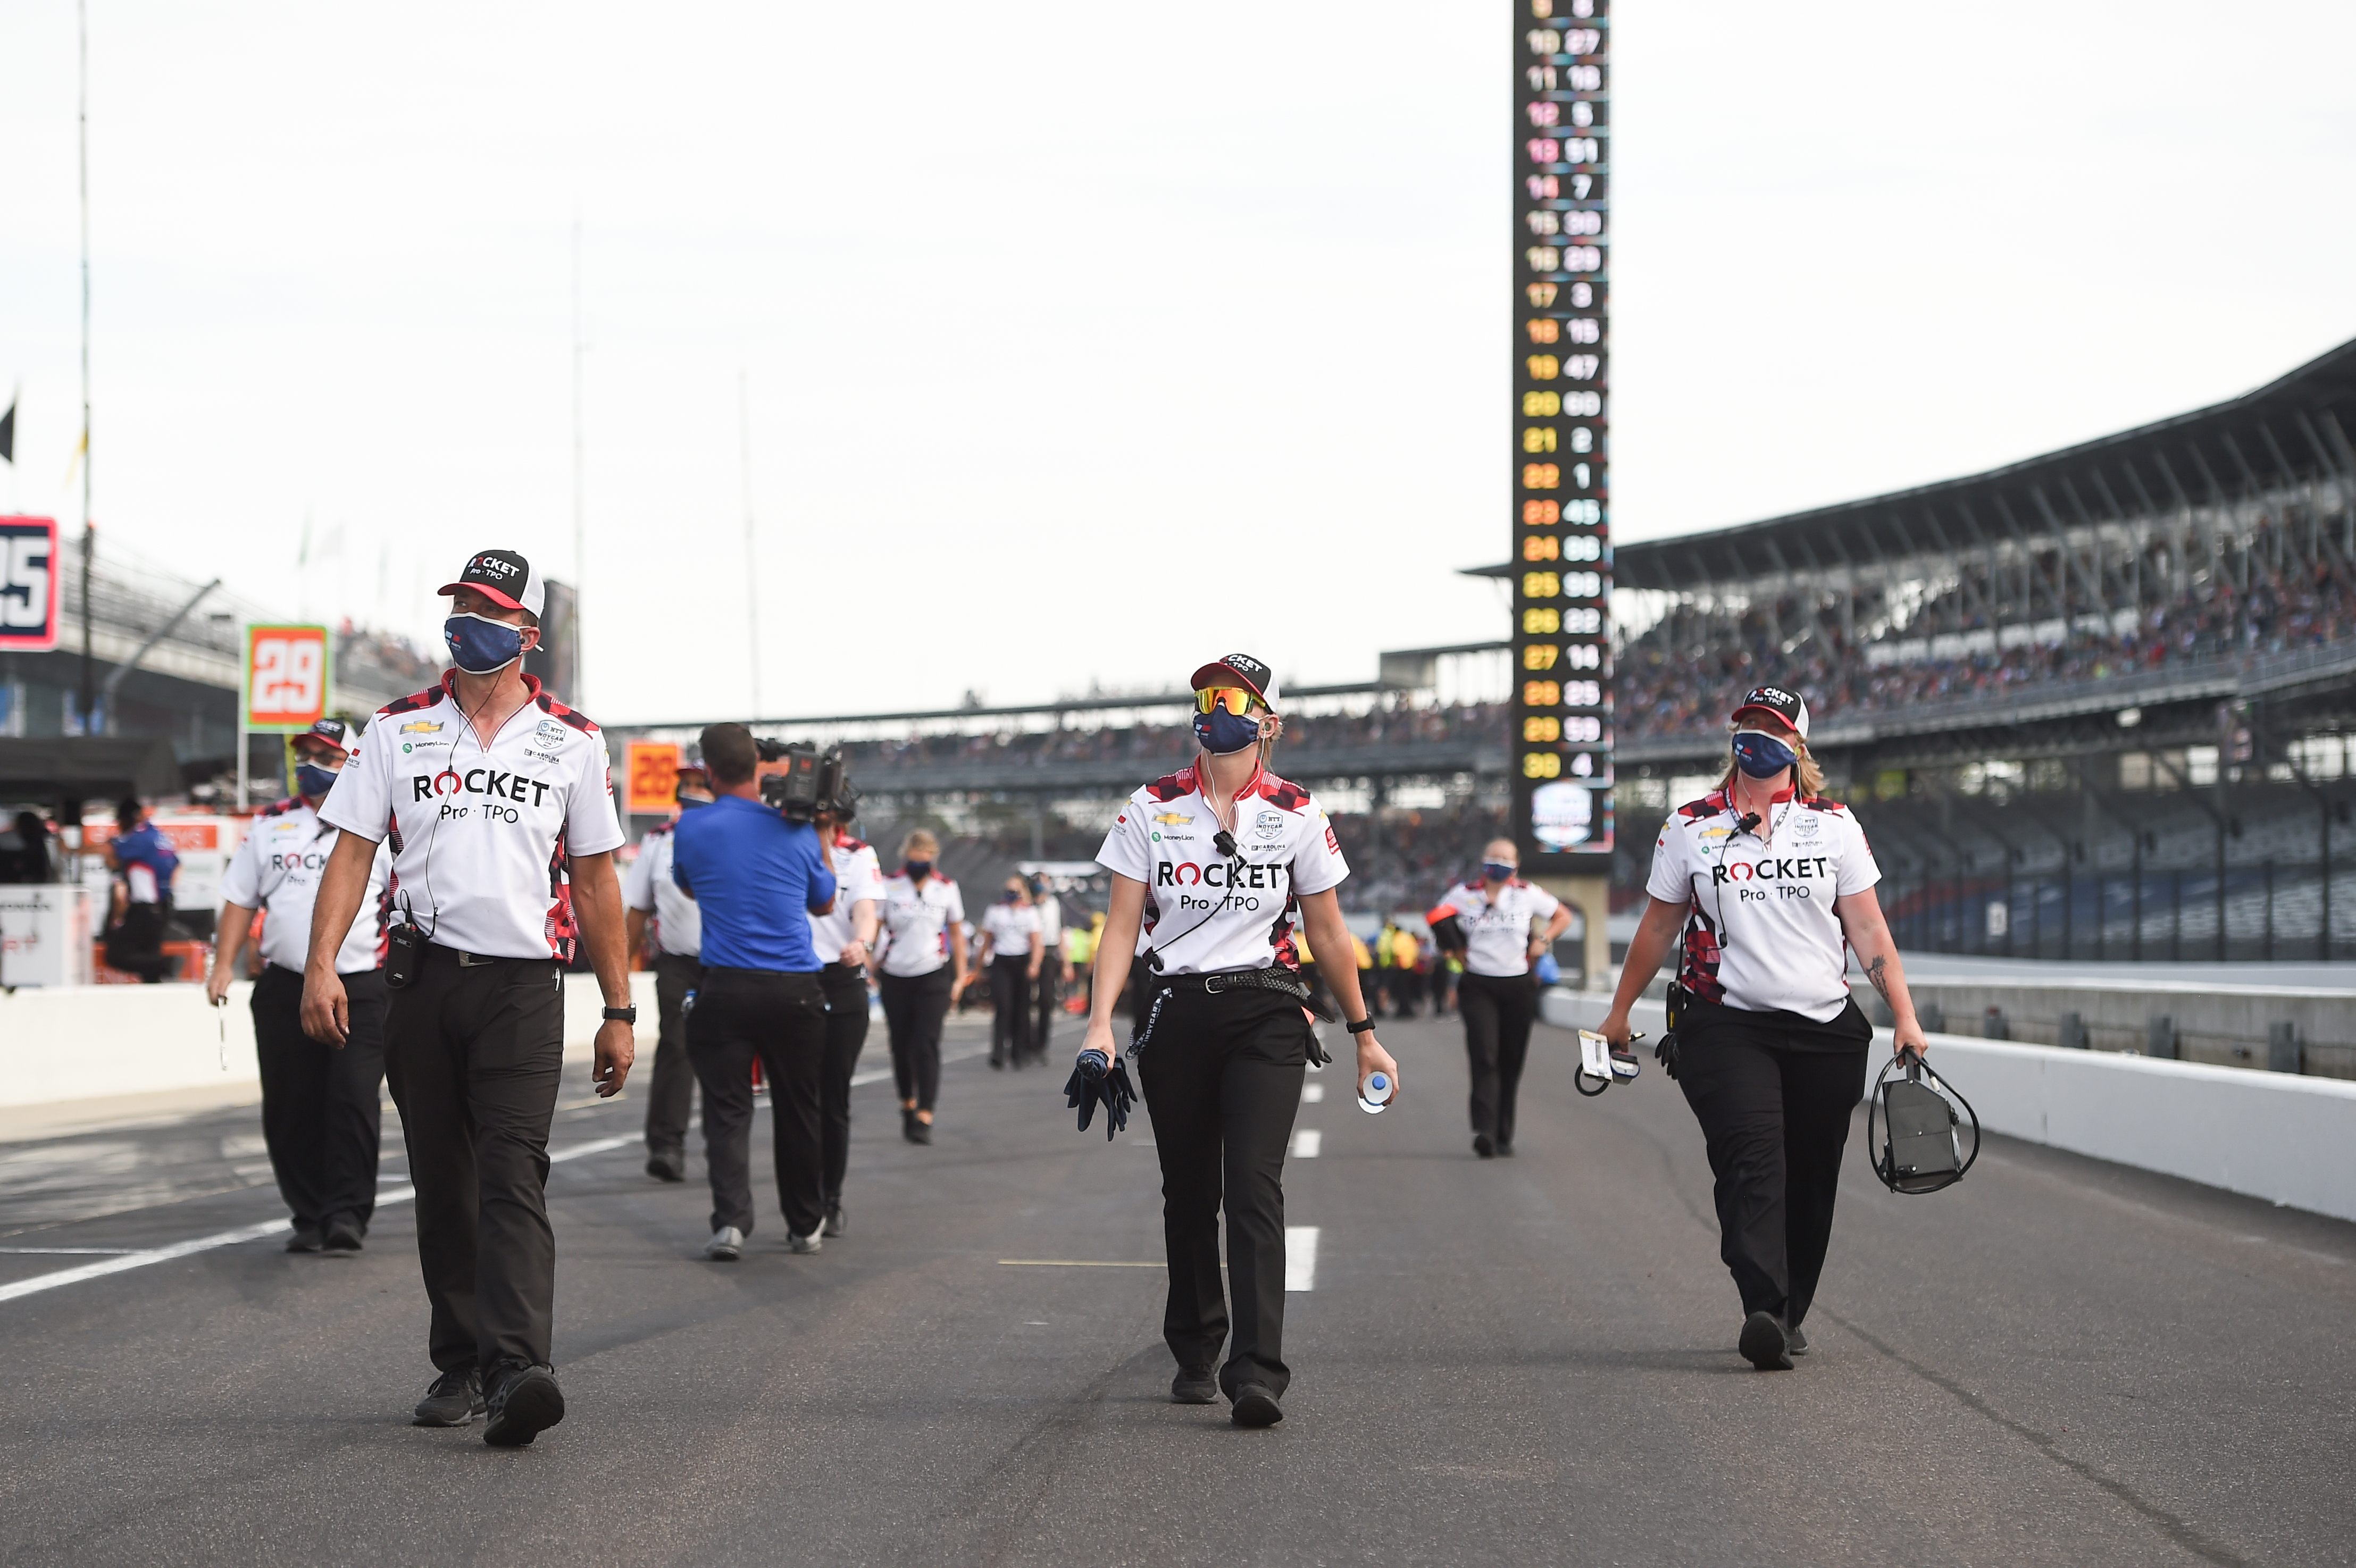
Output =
[{"x1": 1, "y1": 1011, "x2": 2351, "y2": 1566}]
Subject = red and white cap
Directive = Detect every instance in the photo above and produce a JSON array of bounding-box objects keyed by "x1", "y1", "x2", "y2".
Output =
[
  {"x1": 438, "y1": 548, "x2": 546, "y2": 618},
  {"x1": 1732, "y1": 684, "x2": 1809, "y2": 740},
  {"x1": 1188, "y1": 653, "x2": 1282, "y2": 711}
]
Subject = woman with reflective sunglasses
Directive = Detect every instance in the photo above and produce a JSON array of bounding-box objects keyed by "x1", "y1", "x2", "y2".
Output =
[
  {"x1": 1599, "y1": 685, "x2": 1928, "y2": 1371},
  {"x1": 1082, "y1": 653, "x2": 1397, "y2": 1429}
]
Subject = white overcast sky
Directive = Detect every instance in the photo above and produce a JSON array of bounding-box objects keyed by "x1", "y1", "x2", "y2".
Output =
[{"x1": 2, "y1": 2, "x2": 2352, "y2": 724}]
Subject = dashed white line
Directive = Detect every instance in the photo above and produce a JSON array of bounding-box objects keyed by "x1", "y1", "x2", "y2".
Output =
[
  {"x1": 1293, "y1": 1129, "x2": 1322, "y2": 1159},
  {"x1": 1300, "y1": 1083, "x2": 1325, "y2": 1104},
  {"x1": 0, "y1": 1130, "x2": 640, "y2": 1307},
  {"x1": 1284, "y1": 1226, "x2": 1319, "y2": 1292}
]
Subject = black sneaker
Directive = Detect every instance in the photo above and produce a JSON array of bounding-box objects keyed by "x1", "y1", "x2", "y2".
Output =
[
  {"x1": 483, "y1": 1362, "x2": 565, "y2": 1447},
  {"x1": 909, "y1": 1117, "x2": 933, "y2": 1146},
  {"x1": 1472, "y1": 1134, "x2": 1496, "y2": 1159},
  {"x1": 1739, "y1": 1310, "x2": 1794, "y2": 1371},
  {"x1": 823, "y1": 1204, "x2": 847, "y2": 1239},
  {"x1": 645, "y1": 1150, "x2": 685, "y2": 1183},
  {"x1": 1786, "y1": 1321, "x2": 1809, "y2": 1356},
  {"x1": 322, "y1": 1215, "x2": 364, "y2": 1254},
  {"x1": 413, "y1": 1368, "x2": 484, "y2": 1427},
  {"x1": 286, "y1": 1225, "x2": 323, "y2": 1254},
  {"x1": 1171, "y1": 1365, "x2": 1218, "y2": 1405},
  {"x1": 1230, "y1": 1383, "x2": 1283, "y2": 1428},
  {"x1": 899, "y1": 1108, "x2": 918, "y2": 1142},
  {"x1": 1496, "y1": 1141, "x2": 1515, "y2": 1158}
]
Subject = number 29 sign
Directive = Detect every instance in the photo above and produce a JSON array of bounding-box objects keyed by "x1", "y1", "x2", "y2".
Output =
[{"x1": 245, "y1": 624, "x2": 330, "y2": 730}]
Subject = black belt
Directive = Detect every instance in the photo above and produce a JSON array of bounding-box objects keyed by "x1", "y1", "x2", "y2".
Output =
[
  {"x1": 702, "y1": 965, "x2": 822, "y2": 979},
  {"x1": 427, "y1": 943, "x2": 553, "y2": 971},
  {"x1": 1152, "y1": 967, "x2": 1311, "y2": 1002}
]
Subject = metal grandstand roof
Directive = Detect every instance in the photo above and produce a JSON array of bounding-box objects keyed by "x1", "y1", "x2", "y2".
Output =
[{"x1": 1461, "y1": 336, "x2": 2356, "y2": 591}]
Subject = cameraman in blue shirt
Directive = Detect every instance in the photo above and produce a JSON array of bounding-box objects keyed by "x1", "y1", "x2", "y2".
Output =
[{"x1": 669, "y1": 723, "x2": 838, "y2": 1260}]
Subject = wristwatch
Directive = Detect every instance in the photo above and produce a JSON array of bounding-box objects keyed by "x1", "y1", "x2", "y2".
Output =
[
  {"x1": 602, "y1": 1005, "x2": 638, "y2": 1024},
  {"x1": 1346, "y1": 1017, "x2": 1378, "y2": 1035}
]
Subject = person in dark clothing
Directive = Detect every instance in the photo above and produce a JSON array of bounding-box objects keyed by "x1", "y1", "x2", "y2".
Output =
[
  {"x1": 104, "y1": 797, "x2": 179, "y2": 982},
  {"x1": 1, "y1": 811, "x2": 55, "y2": 884}
]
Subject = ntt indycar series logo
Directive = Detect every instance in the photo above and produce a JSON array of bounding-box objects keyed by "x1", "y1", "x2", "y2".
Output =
[
  {"x1": 1155, "y1": 857, "x2": 1288, "y2": 911},
  {"x1": 412, "y1": 767, "x2": 554, "y2": 823}
]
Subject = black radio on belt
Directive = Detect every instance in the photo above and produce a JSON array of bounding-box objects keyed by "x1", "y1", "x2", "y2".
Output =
[{"x1": 385, "y1": 914, "x2": 424, "y2": 989}]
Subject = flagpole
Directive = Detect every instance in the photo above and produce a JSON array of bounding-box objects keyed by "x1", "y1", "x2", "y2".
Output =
[
  {"x1": 739, "y1": 368, "x2": 760, "y2": 717},
  {"x1": 77, "y1": 0, "x2": 95, "y2": 734}
]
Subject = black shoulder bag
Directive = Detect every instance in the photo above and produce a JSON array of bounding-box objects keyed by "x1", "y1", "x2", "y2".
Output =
[{"x1": 1867, "y1": 1047, "x2": 1981, "y2": 1195}]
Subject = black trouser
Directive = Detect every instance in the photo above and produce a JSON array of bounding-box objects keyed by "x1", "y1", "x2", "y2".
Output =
[
  {"x1": 253, "y1": 963, "x2": 387, "y2": 1233},
  {"x1": 1458, "y1": 971, "x2": 1540, "y2": 1146},
  {"x1": 817, "y1": 963, "x2": 871, "y2": 1209},
  {"x1": 1135, "y1": 985, "x2": 1309, "y2": 1399},
  {"x1": 1675, "y1": 1018, "x2": 1870, "y2": 1330},
  {"x1": 1032, "y1": 963, "x2": 1062, "y2": 1061},
  {"x1": 878, "y1": 968, "x2": 951, "y2": 1110},
  {"x1": 107, "y1": 902, "x2": 172, "y2": 982},
  {"x1": 644, "y1": 951, "x2": 702, "y2": 1159},
  {"x1": 689, "y1": 967, "x2": 828, "y2": 1238},
  {"x1": 383, "y1": 945, "x2": 566, "y2": 1374},
  {"x1": 988, "y1": 955, "x2": 1031, "y2": 1064}
]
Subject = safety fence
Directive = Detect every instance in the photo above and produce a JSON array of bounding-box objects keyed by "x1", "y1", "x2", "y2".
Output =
[{"x1": 1880, "y1": 861, "x2": 2356, "y2": 965}]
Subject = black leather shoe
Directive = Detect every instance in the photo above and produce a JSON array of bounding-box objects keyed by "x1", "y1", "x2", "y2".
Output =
[
  {"x1": 1786, "y1": 1321, "x2": 1809, "y2": 1356},
  {"x1": 645, "y1": 1150, "x2": 685, "y2": 1183},
  {"x1": 1171, "y1": 1365, "x2": 1218, "y2": 1405},
  {"x1": 1739, "y1": 1310, "x2": 1794, "y2": 1371},
  {"x1": 286, "y1": 1225, "x2": 323, "y2": 1254},
  {"x1": 1472, "y1": 1134, "x2": 1496, "y2": 1159},
  {"x1": 322, "y1": 1215, "x2": 364, "y2": 1254},
  {"x1": 1496, "y1": 1140, "x2": 1515, "y2": 1157},
  {"x1": 1230, "y1": 1383, "x2": 1283, "y2": 1428},
  {"x1": 823, "y1": 1204, "x2": 847, "y2": 1238},
  {"x1": 413, "y1": 1368, "x2": 484, "y2": 1427},
  {"x1": 909, "y1": 1117, "x2": 932, "y2": 1145},
  {"x1": 483, "y1": 1362, "x2": 565, "y2": 1447}
]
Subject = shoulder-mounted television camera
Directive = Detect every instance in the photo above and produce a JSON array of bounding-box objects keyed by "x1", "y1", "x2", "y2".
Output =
[{"x1": 754, "y1": 739, "x2": 860, "y2": 825}]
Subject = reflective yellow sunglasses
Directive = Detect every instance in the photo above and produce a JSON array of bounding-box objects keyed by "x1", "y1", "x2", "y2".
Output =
[{"x1": 1194, "y1": 686, "x2": 1258, "y2": 717}]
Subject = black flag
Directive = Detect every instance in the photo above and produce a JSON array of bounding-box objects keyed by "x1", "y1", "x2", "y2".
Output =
[{"x1": 0, "y1": 395, "x2": 14, "y2": 465}]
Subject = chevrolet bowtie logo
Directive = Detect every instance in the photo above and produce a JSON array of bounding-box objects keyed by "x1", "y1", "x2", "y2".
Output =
[
  {"x1": 400, "y1": 720, "x2": 444, "y2": 734},
  {"x1": 1153, "y1": 812, "x2": 1191, "y2": 826}
]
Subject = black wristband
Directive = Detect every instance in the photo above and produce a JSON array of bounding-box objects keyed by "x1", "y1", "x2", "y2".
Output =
[
  {"x1": 1346, "y1": 1017, "x2": 1377, "y2": 1035},
  {"x1": 602, "y1": 1005, "x2": 638, "y2": 1024}
]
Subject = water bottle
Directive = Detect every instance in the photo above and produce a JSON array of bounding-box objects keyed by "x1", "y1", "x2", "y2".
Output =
[{"x1": 1357, "y1": 1069, "x2": 1396, "y2": 1114}]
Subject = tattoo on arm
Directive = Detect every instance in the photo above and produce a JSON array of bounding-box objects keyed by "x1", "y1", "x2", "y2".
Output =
[{"x1": 1864, "y1": 953, "x2": 1892, "y2": 1001}]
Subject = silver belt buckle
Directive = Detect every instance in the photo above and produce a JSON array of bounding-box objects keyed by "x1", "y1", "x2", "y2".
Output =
[
  {"x1": 1204, "y1": 973, "x2": 1227, "y2": 994},
  {"x1": 457, "y1": 950, "x2": 491, "y2": 968}
]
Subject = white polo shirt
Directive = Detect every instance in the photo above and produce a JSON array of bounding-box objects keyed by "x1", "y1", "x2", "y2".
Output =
[
  {"x1": 875, "y1": 871, "x2": 965, "y2": 978},
  {"x1": 320, "y1": 673, "x2": 627, "y2": 961},
  {"x1": 622, "y1": 820, "x2": 701, "y2": 958},
  {"x1": 1644, "y1": 787, "x2": 1880, "y2": 1022},
  {"x1": 219, "y1": 798, "x2": 395, "y2": 975},
  {"x1": 1096, "y1": 764, "x2": 1349, "y2": 975},
  {"x1": 1428, "y1": 877, "x2": 1562, "y2": 978},
  {"x1": 809, "y1": 832, "x2": 885, "y2": 965},
  {"x1": 980, "y1": 900, "x2": 1040, "y2": 962}
]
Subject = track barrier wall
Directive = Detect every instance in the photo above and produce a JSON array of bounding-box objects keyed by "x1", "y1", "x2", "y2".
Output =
[
  {"x1": 0, "y1": 973, "x2": 657, "y2": 1113},
  {"x1": 1543, "y1": 990, "x2": 2356, "y2": 1224}
]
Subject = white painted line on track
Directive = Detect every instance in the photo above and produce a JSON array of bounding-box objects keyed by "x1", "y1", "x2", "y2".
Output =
[
  {"x1": 850, "y1": 1041, "x2": 990, "y2": 1089},
  {"x1": 1300, "y1": 1083, "x2": 1325, "y2": 1104},
  {"x1": 1293, "y1": 1129, "x2": 1322, "y2": 1159},
  {"x1": 1284, "y1": 1226, "x2": 1319, "y2": 1292},
  {"x1": 0, "y1": 1130, "x2": 640, "y2": 1307}
]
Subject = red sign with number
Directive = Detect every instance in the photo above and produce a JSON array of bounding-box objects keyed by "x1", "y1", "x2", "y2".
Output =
[
  {"x1": 245, "y1": 624, "x2": 330, "y2": 730},
  {"x1": 0, "y1": 517, "x2": 61, "y2": 652}
]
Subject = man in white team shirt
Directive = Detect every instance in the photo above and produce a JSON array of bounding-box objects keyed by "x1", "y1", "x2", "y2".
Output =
[
  {"x1": 623, "y1": 764, "x2": 712, "y2": 1185},
  {"x1": 302, "y1": 548, "x2": 635, "y2": 1447},
  {"x1": 809, "y1": 815, "x2": 883, "y2": 1235},
  {"x1": 1083, "y1": 653, "x2": 1397, "y2": 1428},
  {"x1": 1426, "y1": 838, "x2": 1573, "y2": 1159},
  {"x1": 206, "y1": 717, "x2": 395, "y2": 1254}
]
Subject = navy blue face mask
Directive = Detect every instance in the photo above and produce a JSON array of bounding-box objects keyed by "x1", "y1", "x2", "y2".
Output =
[
  {"x1": 904, "y1": 860, "x2": 933, "y2": 879},
  {"x1": 295, "y1": 762, "x2": 342, "y2": 801},
  {"x1": 444, "y1": 613, "x2": 527, "y2": 675},
  {"x1": 1482, "y1": 861, "x2": 1517, "y2": 883},
  {"x1": 1732, "y1": 730, "x2": 1799, "y2": 779},
  {"x1": 1192, "y1": 707, "x2": 1261, "y2": 754}
]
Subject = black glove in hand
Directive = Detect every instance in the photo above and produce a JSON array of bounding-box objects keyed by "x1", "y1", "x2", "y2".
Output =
[
  {"x1": 1653, "y1": 1030, "x2": 1681, "y2": 1081},
  {"x1": 1063, "y1": 1050, "x2": 1135, "y2": 1141}
]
